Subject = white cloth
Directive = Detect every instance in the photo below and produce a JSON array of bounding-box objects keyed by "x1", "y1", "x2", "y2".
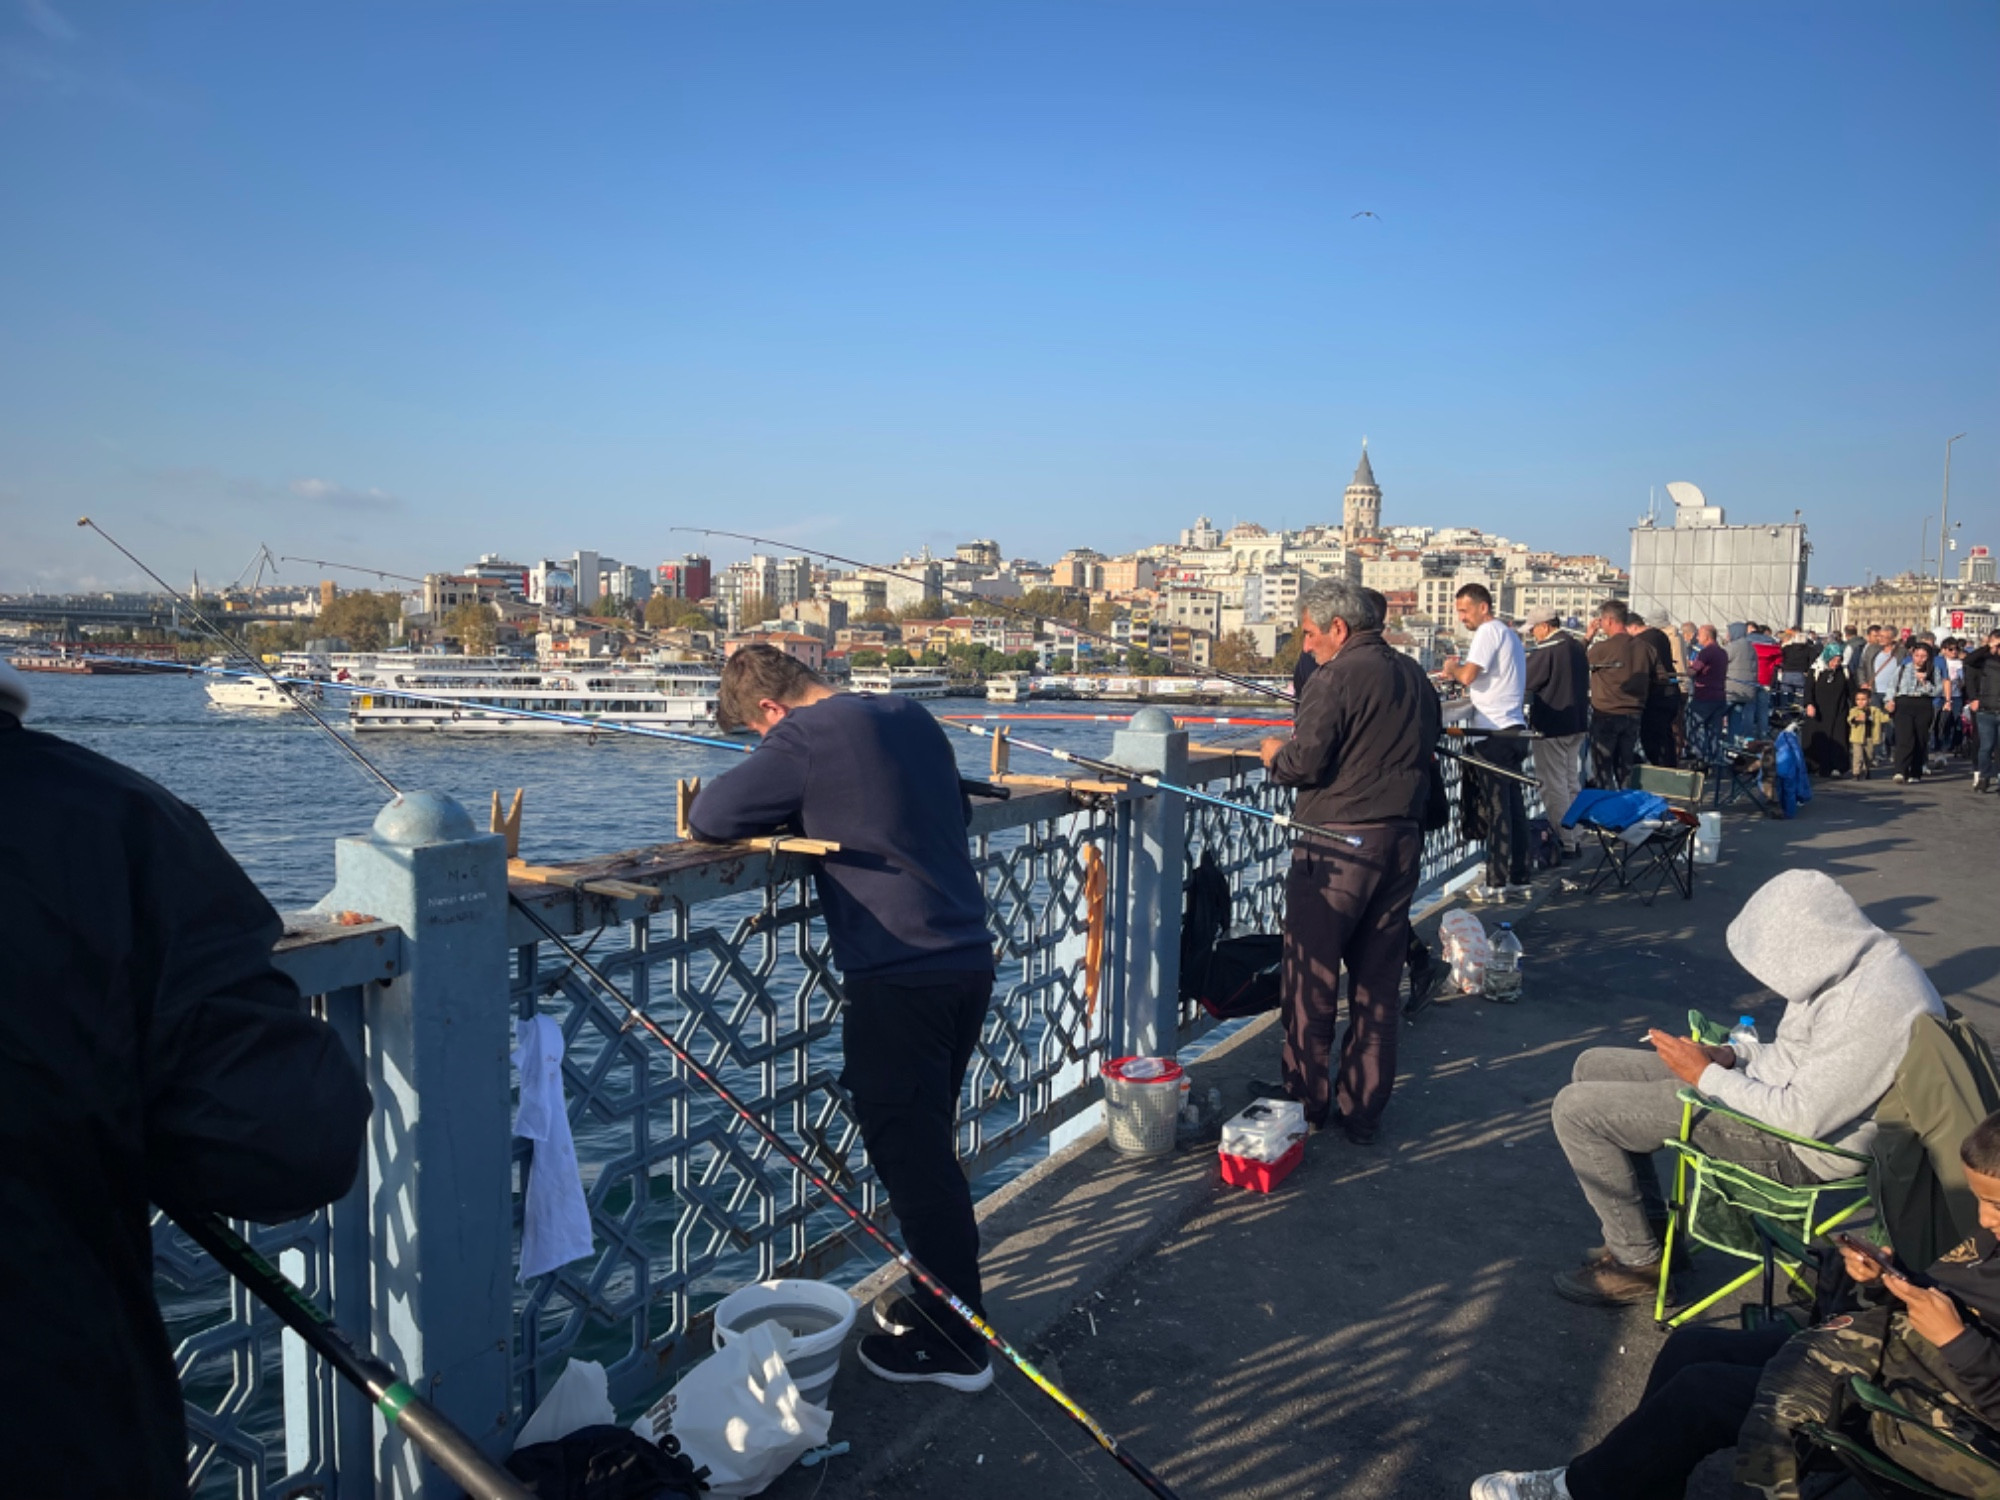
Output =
[
  {"x1": 513, "y1": 1015, "x2": 595, "y2": 1282},
  {"x1": 1464, "y1": 618, "x2": 1527, "y2": 731}
]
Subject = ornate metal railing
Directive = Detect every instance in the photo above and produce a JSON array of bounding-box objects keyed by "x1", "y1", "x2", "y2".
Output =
[{"x1": 160, "y1": 720, "x2": 1538, "y2": 1497}]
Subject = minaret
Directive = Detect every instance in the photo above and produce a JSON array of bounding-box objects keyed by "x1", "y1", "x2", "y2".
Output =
[{"x1": 1342, "y1": 439, "x2": 1381, "y2": 544}]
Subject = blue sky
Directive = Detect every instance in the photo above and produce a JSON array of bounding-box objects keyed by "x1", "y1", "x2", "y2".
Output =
[{"x1": 3, "y1": 1, "x2": 1994, "y2": 593}]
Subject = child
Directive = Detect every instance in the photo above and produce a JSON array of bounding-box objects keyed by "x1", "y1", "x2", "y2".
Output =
[{"x1": 1848, "y1": 685, "x2": 1891, "y2": 779}]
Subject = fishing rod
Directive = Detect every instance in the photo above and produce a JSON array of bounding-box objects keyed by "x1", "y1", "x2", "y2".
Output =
[
  {"x1": 281, "y1": 554, "x2": 426, "y2": 584},
  {"x1": 81, "y1": 520, "x2": 401, "y2": 796},
  {"x1": 952, "y1": 721, "x2": 1366, "y2": 850},
  {"x1": 672, "y1": 525, "x2": 1296, "y2": 705},
  {"x1": 168, "y1": 1210, "x2": 535, "y2": 1500},
  {"x1": 84, "y1": 531, "x2": 1180, "y2": 1498}
]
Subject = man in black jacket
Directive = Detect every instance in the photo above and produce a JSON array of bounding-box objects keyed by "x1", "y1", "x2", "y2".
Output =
[
  {"x1": 1260, "y1": 580, "x2": 1440, "y2": 1143},
  {"x1": 1629, "y1": 613, "x2": 1682, "y2": 769},
  {"x1": 1968, "y1": 628, "x2": 2000, "y2": 792},
  {"x1": 688, "y1": 645, "x2": 997, "y2": 1391},
  {"x1": 1524, "y1": 606, "x2": 1588, "y2": 858},
  {"x1": 0, "y1": 659, "x2": 371, "y2": 1500}
]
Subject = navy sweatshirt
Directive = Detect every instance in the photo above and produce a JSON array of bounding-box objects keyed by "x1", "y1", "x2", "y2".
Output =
[{"x1": 687, "y1": 693, "x2": 994, "y2": 981}]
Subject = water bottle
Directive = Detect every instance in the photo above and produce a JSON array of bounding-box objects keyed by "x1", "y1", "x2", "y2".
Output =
[
  {"x1": 1485, "y1": 924, "x2": 1524, "y2": 1002},
  {"x1": 1730, "y1": 1014, "x2": 1758, "y2": 1052}
]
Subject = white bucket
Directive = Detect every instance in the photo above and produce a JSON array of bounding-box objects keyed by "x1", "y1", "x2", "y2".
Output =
[
  {"x1": 1102, "y1": 1056, "x2": 1184, "y2": 1158},
  {"x1": 710, "y1": 1278, "x2": 857, "y2": 1406},
  {"x1": 1694, "y1": 811, "x2": 1722, "y2": 865}
]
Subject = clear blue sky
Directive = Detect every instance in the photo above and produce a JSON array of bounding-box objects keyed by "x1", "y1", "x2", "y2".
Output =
[{"x1": 3, "y1": 1, "x2": 1994, "y2": 593}]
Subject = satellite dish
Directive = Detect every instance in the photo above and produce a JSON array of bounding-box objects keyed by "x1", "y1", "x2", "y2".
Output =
[{"x1": 1664, "y1": 482, "x2": 1708, "y2": 509}]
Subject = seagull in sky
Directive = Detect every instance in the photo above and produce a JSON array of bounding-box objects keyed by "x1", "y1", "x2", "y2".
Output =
[{"x1": 1351, "y1": 210, "x2": 1382, "y2": 221}]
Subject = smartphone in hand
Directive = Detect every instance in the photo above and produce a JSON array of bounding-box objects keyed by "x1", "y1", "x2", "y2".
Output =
[{"x1": 1834, "y1": 1232, "x2": 1935, "y2": 1289}]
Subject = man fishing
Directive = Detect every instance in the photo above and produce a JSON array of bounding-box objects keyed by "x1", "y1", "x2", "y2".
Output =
[
  {"x1": 0, "y1": 657, "x2": 372, "y2": 1499},
  {"x1": 1259, "y1": 580, "x2": 1441, "y2": 1143},
  {"x1": 687, "y1": 644, "x2": 997, "y2": 1392}
]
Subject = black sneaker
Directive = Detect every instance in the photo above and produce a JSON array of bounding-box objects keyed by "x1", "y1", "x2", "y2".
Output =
[
  {"x1": 857, "y1": 1330, "x2": 993, "y2": 1392},
  {"x1": 871, "y1": 1288, "x2": 922, "y2": 1337}
]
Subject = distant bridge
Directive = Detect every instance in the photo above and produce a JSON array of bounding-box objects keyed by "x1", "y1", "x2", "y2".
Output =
[{"x1": 0, "y1": 597, "x2": 291, "y2": 629}]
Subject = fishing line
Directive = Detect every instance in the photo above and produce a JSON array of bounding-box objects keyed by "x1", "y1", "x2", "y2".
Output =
[
  {"x1": 673, "y1": 525, "x2": 1294, "y2": 705},
  {"x1": 82, "y1": 531, "x2": 1183, "y2": 1500},
  {"x1": 78, "y1": 519, "x2": 402, "y2": 796}
]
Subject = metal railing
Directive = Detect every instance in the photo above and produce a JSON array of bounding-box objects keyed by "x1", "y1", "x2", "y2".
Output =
[{"x1": 159, "y1": 721, "x2": 1535, "y2": 1497}]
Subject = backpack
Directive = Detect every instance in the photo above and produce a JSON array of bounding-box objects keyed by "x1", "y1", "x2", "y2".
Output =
[
  {"x1": 1179, "y1": 852, "x2": 1284, "y2": 1021},
  {"x1": 506, "y1": 1425, "x2": 711, "y2": 1499}
]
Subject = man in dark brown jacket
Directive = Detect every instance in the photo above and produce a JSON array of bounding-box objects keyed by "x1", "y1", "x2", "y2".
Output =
[
  {"x1": 1584, "y1": 599, "x2": 1652, "y2": 789},
  {"x1": 1260, "y1": 579, "x2": 1440, "y2": 1143}
]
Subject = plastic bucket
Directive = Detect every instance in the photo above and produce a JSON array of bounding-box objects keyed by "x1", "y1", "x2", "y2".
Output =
[
  {"x1": 710, "y1": 1278, "x2": 857, "y2": 1406},
  {"x1": 1102, "y1": 1055, "x2": 1184, "y2": 1158},
  {"x1": 1695, "y1": 811, "x2": 1722, "y2": 865}
]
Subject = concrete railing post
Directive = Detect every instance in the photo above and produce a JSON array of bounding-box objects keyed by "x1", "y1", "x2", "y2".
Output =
[
  {"x1": 316, "y1": 791, "x2": 514, "y2": 1496},
  {"x1": 1109, "y1": 707, "x2": 1188, "y2": 1058}
]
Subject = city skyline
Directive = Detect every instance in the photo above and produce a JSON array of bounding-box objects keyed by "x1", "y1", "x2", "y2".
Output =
[{"x1": 3, "y1": 3, "x2": 1995, "y2": 592}]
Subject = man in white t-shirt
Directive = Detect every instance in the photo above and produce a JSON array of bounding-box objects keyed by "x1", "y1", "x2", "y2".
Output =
[{"x1": 1439, "y1": 583, "x2": 1531, "y2": 903}]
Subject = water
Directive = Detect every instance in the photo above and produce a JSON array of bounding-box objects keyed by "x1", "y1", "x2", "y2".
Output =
[
  {"x1": 23, "y1": 673, "x2": 1186, "y2": 905},
  {"x1": 1485, "y1": 923, "x2": 1523, "y2": 1002}
]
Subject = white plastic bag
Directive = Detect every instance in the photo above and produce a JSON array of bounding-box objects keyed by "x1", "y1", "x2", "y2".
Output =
[
  {"x1": 1439, "y1": 908, "x2": 1490, "y2": 996},
  {"x1": 653, "y1": 1321, "x2": 832, "y2": 1497},
  {"x1": 513, "y1": 1357, "x2": 616, "y2": 1451}
]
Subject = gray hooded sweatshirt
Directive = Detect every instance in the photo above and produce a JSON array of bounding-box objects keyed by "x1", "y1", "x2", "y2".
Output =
[
  {"x1": 1698, "y1": 868, "x2": 1943, "y2": 1179},
  {"x1": 1723, "y1": 622, "x2": 1758, "y2": 703}
]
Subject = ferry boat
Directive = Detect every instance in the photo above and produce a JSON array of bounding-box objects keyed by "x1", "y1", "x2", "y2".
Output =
[
  {"x1": 206, "y1": 677, "x2": 325, "y2": 710},
  {"x1": 322, "y1": 654, "x2": 723, "y2": 733},
  {"x1": 849, "y1": 668, "x2": 950, "y2": 700},
  {"x1": 9, "y1": 645, "x2": 179, "y2": 675},
  {"x1": 984, "y1": 672, "x2": 1032, "y2": 704}
]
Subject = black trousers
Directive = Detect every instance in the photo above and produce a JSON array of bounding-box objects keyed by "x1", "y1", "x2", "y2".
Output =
[
  {"x1": 841, "y1": 970, "x2": 994, "y2": 1351},
  {"x1": 1892, "y1": 696, "x2": 1935, "y2": 780},
  {"x1": 1564, "y1": 1321, "x2": 1795, "y2": 1500},
  {"x1": 1641, "y1": 693, "x2": 1682, "y2": 769},
  {"x1": 1280, "y1": 822, "x2": 1423, "y2": 1131},
  {"x1": 1474, "y1": 734, "x2": 1530, "y2": 887},
  {"x1": 1590, "y1": 713, "x2": 1641, "y2": 789}
]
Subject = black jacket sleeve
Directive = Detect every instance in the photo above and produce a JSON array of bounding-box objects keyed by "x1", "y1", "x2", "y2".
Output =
[
  {"x1": 687, "y1": 728, "x2": 810, "y2": 840},
  {"x1": 1940, "y1": 1325, "x2": 2000, "y2": 1421},
  {"x1": 139, "y1": 795, "x2": 370, "y2": 1224},
  {"x1": 1268, "y1": 667, "x2": 1343, "y2": 788}
]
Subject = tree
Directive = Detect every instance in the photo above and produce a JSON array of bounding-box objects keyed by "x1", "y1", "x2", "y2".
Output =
[
  {"x1": 1088, "y1": 600, "x2": 1125, "y2": 634},
  {"x1": 885, "y1": 647, "x2": 915, "y2": 668},
  {"x1": 315, "y1": 590, "x2": 406, "y2": 651},
  {"x1": 849, "y1": 648, "x2": 885, "y2": 668},
  {"x1": 1019, "y1": 588, "x2": 1088, "y2": 628},
  {"x1": 1050, "y1": 654, "x2": 1074, "y2": 673},
  {"x1": 1211, "y1": 630, "x2": 1268, "y2": 676},
  {"x1": 857, "y1": 606, "x2": 898, "y2": 626},
  {"x1": 442, "y1": 600, "x2": 497, "y2": 654},
  {"x1": 1272, "y1": 630, "x2": 1303, "y2": 677},
  {"x1": 736, "y1": 593, "x2": 770, "y2": 628},
  {"x1": 896, "y1": 596, "x2": 948, "y2": 622},
  {"x1": 918, "y1": 649, "x2": 945, "y2": 667},
  {"x1": 645, "y1": 595, "x2": 714, "y2": 631}
]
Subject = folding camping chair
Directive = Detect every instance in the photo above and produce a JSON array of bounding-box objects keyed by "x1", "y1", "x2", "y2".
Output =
[
  {"x1": 1566, "y1": 783, "x2": 1701, "y2": 905},
  {"x1": 1799, "y1": 1377, "x2": 2000, "y2": 1500},
  {"x1": 1712, "y1": 739, "x2": 1776, "y2": 816},
  {"x1": 1655, "y1": 1009, "x2": 1874, "y2": 1329}
]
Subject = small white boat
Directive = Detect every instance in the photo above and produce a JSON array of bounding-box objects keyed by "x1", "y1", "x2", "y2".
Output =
[
  {"x1": 851, "y1": 669, "x2": 949, "y2": 700},
  {"x1": 206, "y1": 678, "x2": 322, "y2": 711}
]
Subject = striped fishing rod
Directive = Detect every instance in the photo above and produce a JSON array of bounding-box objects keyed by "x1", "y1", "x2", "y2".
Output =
[
  {"x1": 952, "y1": 720, "x2": 1366, "y2": 850},
  {"x1": 673, "y1": 525, "x2": 1298, "y2": 705},
  {"x1": 84, "y1": 525, "x2": 1175, "y2": 1497}
]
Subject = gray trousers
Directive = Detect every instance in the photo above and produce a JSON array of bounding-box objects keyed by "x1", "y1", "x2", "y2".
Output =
[
  {"x1": 1533, "y1": 732, "x2": 1586, "y2": 850},
  {"x1": 1551, "y1": 1048, "x2": 1808, "y2": 1268}
]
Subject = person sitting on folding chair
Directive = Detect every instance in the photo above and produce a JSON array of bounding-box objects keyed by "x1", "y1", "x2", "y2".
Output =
[
  {"x1": 1472, "y1": 1109, "x2": 2000, "y2": 1500},
  {"x1": 1549, "y1": 868, "x2": 1943, "y2": 1307}
]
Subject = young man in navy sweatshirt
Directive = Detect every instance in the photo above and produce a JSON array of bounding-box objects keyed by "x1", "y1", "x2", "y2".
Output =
[{"x1": 688, "y1": 645, "x2": 996, "y2": 1391}]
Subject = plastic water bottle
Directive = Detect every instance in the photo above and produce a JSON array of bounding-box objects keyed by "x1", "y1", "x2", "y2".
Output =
[
  {"x1": 1485, "y1": 924, "x2": 1524, "y2": 1002},
  {"x1": 1730, "y1": 1014, "x2": 1758, "y2": 1051}
]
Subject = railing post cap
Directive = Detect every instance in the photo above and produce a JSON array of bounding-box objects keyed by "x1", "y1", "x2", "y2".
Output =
[
  {"x1": 370, "y1": 790, "x2": 477, "y2": 847},
  {"x1": 1127, "y1": 706, "x2": 1176, "y2": 734}
]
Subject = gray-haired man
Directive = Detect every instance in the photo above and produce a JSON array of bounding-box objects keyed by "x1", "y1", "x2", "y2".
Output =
[{"x1": 1260, "y1": 580, "x2": 1440, "y2": 1143}]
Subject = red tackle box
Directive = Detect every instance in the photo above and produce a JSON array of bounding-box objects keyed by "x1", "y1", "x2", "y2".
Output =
[{"x1": 1218, "y1": 1139, "x2": 1304, "y2": 1194}]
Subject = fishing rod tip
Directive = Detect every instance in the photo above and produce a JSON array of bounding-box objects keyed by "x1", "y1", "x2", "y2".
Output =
[{"x1": 77, "y1": 516, "x2": 92, "y2": 527}]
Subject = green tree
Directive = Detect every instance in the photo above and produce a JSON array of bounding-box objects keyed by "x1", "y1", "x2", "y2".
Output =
[
  {"x1": 1088, "y1": 600, "x2": 1125, "y2": 634},
  {"x1": 849, "y1": 648, "x2": 886, "y2": 668},
  {"x1": 885, "y1": 647, "x2": 915, "y2": 668},
  {"x1": 1272, "y1": 630, "x2": 1303, "y2": 677},
  {"x1": 1051, "y1": 653, "x2": 1074, "y2": 673},
  {"x1": 896, "y1": 596, "x2": 948, "y2": 622},
  {"x1": 857, "y1": 606, "x2": 898, "y2": 626},
  {"x1": 1211, "y1": 629, "x2": 1267, "y2": 676},
  {"x1": 1019, "y1": 588, "x2": 1088, "y2": 628},
  {"x1": 918, "y1": 649, "x2": 945, "y2": 667},
  {"x1": 315, "y1": 590, "x2": 406, "y2": 651},
  {"x1": 442, "y1": 600, "x2": 497, "y2": 654}
]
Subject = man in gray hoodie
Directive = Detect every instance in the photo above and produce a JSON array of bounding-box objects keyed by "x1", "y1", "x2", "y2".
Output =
[
  {"x1": 1551, "y1": 869, "x2": 1943, "y2": 1306},
  {"x1": 1723, "y1": 621, "x2": 1759, "y2": 744}
]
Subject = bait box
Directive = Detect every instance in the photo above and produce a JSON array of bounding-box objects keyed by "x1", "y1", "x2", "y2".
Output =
[{"x1": 1219, "y1": 1139, "x2": 1304, "y2": 1194}]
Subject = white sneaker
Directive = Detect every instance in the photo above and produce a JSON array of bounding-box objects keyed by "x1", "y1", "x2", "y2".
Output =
[
  {"x1": 1893, "y1": 773, "x2": 1907, "y2": 783},
  {"x1": 1470, "y1": 1470, "x2": 1570, "y2": 1500},
  {"x1": 1503, "y1": 883, "x2": 1532, "y2": 900},
  {"x1": 1467, "y1": 884, "x2": 1506, "y2": 904}
]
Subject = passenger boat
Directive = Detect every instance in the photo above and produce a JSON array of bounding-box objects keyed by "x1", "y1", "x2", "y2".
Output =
[
  {"x1": 323, "y1": 653, "x2": 723, "y2": 733},
  {"x1": 984, "y1": 672, "x2": 1031, "y2": 703},
  {"x1": 9, "y1": 646, "x2": 179, "y2": 675},
  {"x1": 849, "y1": 668, "x2": 949, "y2": 700},
  {"x1": 206, "y1": 677, "x2": 324, "y2": 710}
]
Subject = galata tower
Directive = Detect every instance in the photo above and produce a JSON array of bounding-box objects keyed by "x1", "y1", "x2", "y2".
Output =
[{"x1": 1342, "y1": 441, "x2": 1381, "y2": 544}]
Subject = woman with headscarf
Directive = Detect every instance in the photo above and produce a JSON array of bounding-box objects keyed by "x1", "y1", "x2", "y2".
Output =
[
  {"x1": 1799, "y1": 642, "x2": 1853, "y2": 778},
  {"x1": 1885, "y1": 640, "x2": 1943, "y2": 783}
]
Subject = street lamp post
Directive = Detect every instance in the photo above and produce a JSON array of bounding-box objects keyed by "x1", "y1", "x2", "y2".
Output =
[{"x1": 1937, "y1": 433, "x2": 1967, "y2": 624}]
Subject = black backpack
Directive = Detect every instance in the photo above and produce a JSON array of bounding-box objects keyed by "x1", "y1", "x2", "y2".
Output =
[
  {"x1": 1179, "y1": 851, "x2": 1284, "y2": 1021},
  {"x1": 506, "y1": 1426, "x2": 710, "y2": 1499}
]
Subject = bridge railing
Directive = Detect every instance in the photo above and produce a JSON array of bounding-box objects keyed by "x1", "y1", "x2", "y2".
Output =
[{"x1": 158, "y1": 717, "x2": 1524, "y2": 1497}]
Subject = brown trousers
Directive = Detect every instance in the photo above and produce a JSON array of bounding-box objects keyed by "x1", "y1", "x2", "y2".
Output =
[{"x1": 1280, "y1": 821, "x2": 1424, "y2": 1130}]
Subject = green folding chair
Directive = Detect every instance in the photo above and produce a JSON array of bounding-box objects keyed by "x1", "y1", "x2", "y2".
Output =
[{"x1": 1654, "y1": 1010, "x2": 1874, "y2": 1327}]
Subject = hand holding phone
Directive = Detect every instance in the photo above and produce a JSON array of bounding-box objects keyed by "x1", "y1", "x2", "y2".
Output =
[{"x1": 1834, "y1": 1232, "x2": 1934, "y2": 1289}]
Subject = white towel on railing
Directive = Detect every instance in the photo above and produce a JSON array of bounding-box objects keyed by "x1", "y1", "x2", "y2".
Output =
[{"x1": 513, "y1": 1015, "x2": 595, "y2": 1282}]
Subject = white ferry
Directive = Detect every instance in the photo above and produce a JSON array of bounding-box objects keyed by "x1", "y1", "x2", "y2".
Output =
[
  {"x1": 206, "y1": 677, "x2": 325, "y2": 710},
  {"x1": 984, "y1": 672, "x2": 1031, "y2": 703},
  {"x1": 849, "y1": 668, "x2": 950, "y2": 700},
  {"x1": 290, "y1": 652, "x2": 723, "y2": 733}
]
